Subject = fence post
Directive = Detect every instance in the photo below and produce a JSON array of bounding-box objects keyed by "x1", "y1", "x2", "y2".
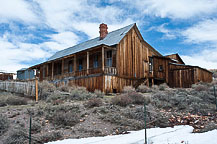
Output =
[
  {"x1": 29, "y1": 115, "x2": 32, "y2": 144},
  {"x1": 144, "y1": 103, "x2": 147, "y2": 144},
  {"x1": 214, "y1": 86, "x2": 217, "y2": 111},
  {"x1": 35, "y1": 78, "x2": 38, "y2": 102}
]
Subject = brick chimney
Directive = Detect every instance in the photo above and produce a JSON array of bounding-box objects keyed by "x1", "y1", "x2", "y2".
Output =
[{"x1": 99, "y1": 23, "x2": 108, "y2": 40}]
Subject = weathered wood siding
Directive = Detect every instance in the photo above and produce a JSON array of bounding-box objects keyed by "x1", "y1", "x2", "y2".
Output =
[
  {"x1": 153, "y1": 57, "x2": 169, "y2": 83},
  {"x1": 166, "y1": 54, "x2": 184, "y2": 64},
  {"x1": 62, "y1": 76, "x2": 104, "y2": 92},
  {"x1": 0, "y1": 74, "x2": 13, "y2": 81},
  {"x1": 168, "y1": 64, "x2": 212, "y2": 88},
  {"x1": 116, "y1": 26, "x2": 160, "y2": 79},
  {"x1": 104, "y1": 75, "x2": 138, "y2": 93},
  {"x1": 169, "y1": 68, "x2": 195, "y2": 88},
  {"x1": 194, "y1": 67, "x2": 212, "y2": 83},
  {"x1": 0, "y1": 81, "x2": 36, "y2": 96}
]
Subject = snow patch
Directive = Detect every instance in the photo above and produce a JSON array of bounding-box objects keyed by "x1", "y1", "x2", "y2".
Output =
[{"x1": 46, "y1": 125, "x2": 217, "y2": 144}]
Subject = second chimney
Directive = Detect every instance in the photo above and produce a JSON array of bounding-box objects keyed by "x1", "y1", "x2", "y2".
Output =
[{"x1": 99, "y1": 23, "x2": 108, "y2": 40}]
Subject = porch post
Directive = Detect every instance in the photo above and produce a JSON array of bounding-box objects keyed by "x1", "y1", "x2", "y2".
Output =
[
  {"x1": 46, "y1": 64, "x2": 49, "y2": 78},
  {"x1": 87, "y1": 51, "x2": 89, "y2": 74},
  {"x1": 51, "y1": 62, "x2": 54, "y2": 80},
  {"x1": 74, "y1": 55, "x2": 76, "y2": 73},
  {"x1": 62, "y1": 59, "x2": 64, "y2": 74},
  {"x1": 102, "y1": 46, "x2": 105, "y2": 72}
]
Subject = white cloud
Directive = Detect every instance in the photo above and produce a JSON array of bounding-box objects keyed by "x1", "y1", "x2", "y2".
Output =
[
  {"x1": 119, "y1": 0, "x2": 217, "y2": 19},
  {"x1": 148, "y1": 23, "x2": 177, "y2": 39},
  {"x1": 0, "y1": 0, "x2": 38, "y2": 23},
  {"x1": 71, "y1": 19, "x2": 134, "y2": 39},
  {"x1": 181, "y1": 47, "x2": 217, "y2": 69},
  {"x1": 0, "y1": 34, "x2": 50, "y2": 73},
  {"x1": 182, "y1": 19, "x2": 217, "y2": 44},
  {"x1": 35, "y1": 0, "x2": 126, "y2": 33},
  {"x1": 46, "y1": 31, "x2": 79, "y2": 50}
]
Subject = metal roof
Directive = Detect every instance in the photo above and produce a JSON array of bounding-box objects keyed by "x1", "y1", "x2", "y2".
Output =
[
  {"x1": 48, "y1": 23, "x2": 135, "y2": 62},
  {"x1": 17, "y1": 68, "x2": 27, "y2": 71}
]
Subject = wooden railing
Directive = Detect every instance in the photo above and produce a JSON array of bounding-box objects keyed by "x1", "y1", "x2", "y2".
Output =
[
  {"x1": 104, "y1": 67, "x2": 117, "y2": 75},
  {"x1": 45, "y1": 67, "x2": 117, "y2": 80},
  {"x1": 75, "y1": 69, "x2": 88, "y2": 77},
  {"x1": 89, "y1": 67, "x2": 103, "y2": 75}
]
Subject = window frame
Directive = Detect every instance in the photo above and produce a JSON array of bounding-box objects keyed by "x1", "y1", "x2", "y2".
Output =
[
  {"x1": 106, "y1": 50, "x2": 112, "y2": 67},
  {"x1": 158, "y1": 65, "x2": 163, "y2": 72}
]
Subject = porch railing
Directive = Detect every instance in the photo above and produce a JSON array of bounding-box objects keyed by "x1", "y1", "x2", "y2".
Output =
[
  {"x1": 104, "y1": 67, "x2": 117, "y2": 75},
  {"x1": 45, "y1": 67, "x2": 117, "y2": 80}
]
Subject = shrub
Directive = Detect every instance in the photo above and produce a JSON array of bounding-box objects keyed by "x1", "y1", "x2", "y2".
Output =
[
  {"x1": 39, "y1": 81, "x2": 56, "y2": 100},
  {"x1": 0, "y1": 114, "x2": 9, "y2": 136},
  {"x1": 85, "y1": 98, "x2": 102, "y2": 108},
  {"x1": 111, "y1": 94, "x2": 132, "y2": 107},
  {"x1": 39, "y1": 131, "x2": 63, "y2": 143},
  {"x1": 122, "y1": 86, "x2": 136, "y2": 93},
  {"x1": 5, "y1": 96, "x2": 27, "y2": 106},
  {"x1": 4, "y1": 127, "x2": 27, "y2": 144},
  {"x1": 159, "y1": 83, "x2": 169, "y2": 91},
  {"x1": 46, "y1": 91, "x2": 62, "y2": 102},
  {"x1": 31, "y1": 121, "x2": 42, "y2": 134},
  {"x1": 151, "y1": 85, "x2": 159, "y2": 91},
  {"x1": 137, "y1": 84, "x2": 152, "y2": 93},
  {"x1": 192, "y1": 84, "x2": 208, "y2": 91},
  {"x1": 69, "y1": 86, "x2": 95, "y2": 100},
  {"x1": 57, "y1": 84, "x2": 75, "y2": 92},
  {"x1": 128, "y1": 92, "x2": 147, "y2": 104},
  {"x1": 94, "y1": 89, "x2": 105, "y2": 98},
  {"x1": 211, "y1": 79, "x2": 217, "y2": 85},
  {"x1": 0, "y1": 100, "x2": 7, "y2": 107},
  {"x1": 52, "y1": 111, "x2": 80, "y2": 127}
]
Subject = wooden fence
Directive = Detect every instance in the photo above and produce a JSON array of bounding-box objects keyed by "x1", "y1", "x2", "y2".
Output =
[{"x1": 0, "y1": 80, "x2": 38, "y2": 99}]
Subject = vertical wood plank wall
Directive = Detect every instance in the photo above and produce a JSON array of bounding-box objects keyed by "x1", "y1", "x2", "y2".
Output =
[
  {"x1": 116, "y1": 27, "x2": 160, "y2": 79},
  {"x1": 168, "y1": 64, "x2": 213, "y2": 88},
  {"x1": 37, "y1": 25, "x2": 213, "y2": 93},
  {"x1": 153, "y1": 57, "x2": 169, "y2": 83}
]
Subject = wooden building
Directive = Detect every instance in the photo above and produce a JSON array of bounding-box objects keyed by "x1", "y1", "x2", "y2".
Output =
[
  {"x1": 0, "y1": 72, "x2": 14, "y2": 81},
  {"x1": 17, "y1": 68, "x2": 35, "y2": 80},
  {"x1": 30, "y1": 23, "x2": 212, "y2": 93}
]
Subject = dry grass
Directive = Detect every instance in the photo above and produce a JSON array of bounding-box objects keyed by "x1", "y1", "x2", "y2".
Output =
[
  {"x1": 122, "y1": 86, "x2": 136, "y2": 93},
  {"x1": 52, "y1": 111, "x2": 80, "y2": 127},
  {"x1": 38, "y1": 81, "x2": 56, "y2": 100},
  {"x1": 84, "y1": 98, "x2": 103, "y2": 108},
  {"x1": 137, "y1": 84, "x2": 152, "y2": 93},
  {"x1": 4, "y1": 127, "x2": 27, "y2": 144},
  {"x1": 111, "y1": 94, "x2": 132, "y2": 107},
  {"x1": 192, "y1": 84, "x2": 209, "y2": 91},
  {"x1": 0, "y1": 114, "x2": 9, "y2": 136},
  {"x1": 94, "y1": 89, "x2": 105, "y2": 98}
]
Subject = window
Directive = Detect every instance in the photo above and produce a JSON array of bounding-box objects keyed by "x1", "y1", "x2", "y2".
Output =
[
  {"x1": 159, "y1": 65, "x2": 163, "y2": 72},
  {"x1": 106, "y1": 50, "x2": 112, "y2": 67},
  {"x1": 68, "y1": 60, "x2": 73, "y2": 73},
  {"x1": 149, "y1": 57, "x2": 153, "y2": 73},
  {"x1": 93, "y1": 54, "x2": 98, "y2": 68},
  {"x1": 78, "y1": 59, "x2": 83, "y2": 71}
]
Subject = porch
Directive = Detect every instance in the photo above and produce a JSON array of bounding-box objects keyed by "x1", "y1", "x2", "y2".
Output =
[{"x1": 40, "y1": 46, "x2": 117, "y2": 81}]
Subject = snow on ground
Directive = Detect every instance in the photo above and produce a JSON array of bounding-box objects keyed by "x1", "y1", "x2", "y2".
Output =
[{"x1": 47, "y1": 125, "x2": 217, "y2": 144}]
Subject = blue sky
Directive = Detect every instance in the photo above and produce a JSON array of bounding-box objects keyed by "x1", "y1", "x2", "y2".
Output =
[{"x1": 0, "y1": 0, "x2": 217, "y2": 72}]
